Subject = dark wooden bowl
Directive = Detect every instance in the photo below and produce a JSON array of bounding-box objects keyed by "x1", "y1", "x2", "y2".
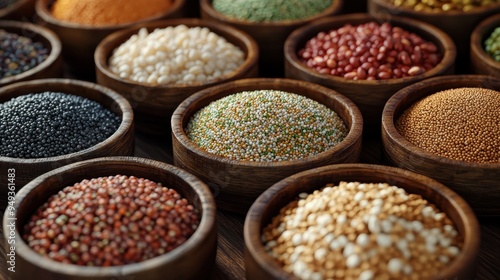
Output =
[
  {"x1": 96, "y1": 18, "x2": 259, "y2": 135},
  {"x1": 200, "y1": 0, "x2": 343, "y2": 77},
  {"x1": 244, "y1": 163, "x2": 480, "y2": 280},
  {"x1": 381, "y1": 75, "x2": 500, "y2": 216},
  {"x1": 470, "y1": 13, "x2": 500, "y2": 77},
  {"x1": 0, "y1": 0, "x2": 35, "y2": 20},
  {"x1": 0, "y1": 78, "x2": 134, "y2": 210},
  {"x1": 284, "y1": 13, "x2": 456, "y2": 133},
  {"x1": 0, "y1": 20, "x2": 62, "y2": 87},
  {"x1": 368, "y1": 0, "x2": 500, "y2": 72},
  {"x1": 2, "y1": 156, "x2": 217, "y2": 280},
  {"x1": 171, "y1": 78, "x2": 363, "y2": 214},
  {"x1": 35, "y1": 0, "x2": 186, "y2": 77}
]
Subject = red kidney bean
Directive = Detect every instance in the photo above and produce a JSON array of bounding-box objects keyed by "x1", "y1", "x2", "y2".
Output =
[{"x1": 299, "y1": 22, "x2": 442, "y2": 80}]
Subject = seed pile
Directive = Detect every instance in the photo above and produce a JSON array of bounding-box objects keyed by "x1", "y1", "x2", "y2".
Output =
[
  {"x1": 23, "y1": 175, "x2": 199, "y2": 266},
  {"x1": 212, "y1": 0, "x2": 332, "y2": 22},
  {"x1": 386, "y1": 0, "x2": 499, "y2": 12},
  {"x1": 262, "y1": 181, "x2": 463, "y2": 280},
  {"x1": 186, "y1": 90, "x2": 348, "y2": 162},
  {"x1": 109, "y1": 25, "x2": 245, "y2": 85},
  {"x1": 0, "y1": 0, "x2": 16, "y2": 9},
  {"x1": 485, "y1": 27, "x2": 500, "y2": 62},
  {"x1": 396, "y1": 87, "x2": 500, "y2": 163},
  {"x1": 299, "y1": 22, "x2": 442, "y2": 80},
  {"x1": 0, "y1": 92, "x2": 120, "y2": 158},
  {"x1": 0, "y1": 29, "x2": 49, "y2": 79},
  {"x1": 51, "y1": 0, "x2": 173, "y2": 26}
]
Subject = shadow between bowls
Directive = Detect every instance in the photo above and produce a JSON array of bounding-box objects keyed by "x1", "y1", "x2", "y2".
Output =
[
  {"x1": 0, "y1": 20, "x2": 62, "y2": 87},
  {"x1": 470, "y1": 13, "x2": 500, "y2": 77},
  {"x1": 2, "y1": 156, "x2": 217, "y2": 280},
  {"x1": 171, "y1": 78, "x2": 363, "y2": 214},
  {"x1": 200, "y1": 0, "x2": 343, "y2": 77},
  {"x1": 368, "y1": 0, "x2": 500, "y2": 72},
  {"x1": 0, "y1": 78, "x2": 135, "y2": 210},
  {"x1": 244, "y1": 163, "x2": 480, "y2": 280},
  {"x1": 381, "y1": 75, "x2": 500, "y2": 216},
  {"x1": 35, "y1": 0, "x2": 186, "y2": 77},
  {"x1": 284, "y1": 13, "x2": 456, "y2": 134},
  {"x1": 95, "y1": 18, "x2": 259, "y2": 135},
  {"x1": 0, "y1": 0, "x2": 36, "y2": 20}
]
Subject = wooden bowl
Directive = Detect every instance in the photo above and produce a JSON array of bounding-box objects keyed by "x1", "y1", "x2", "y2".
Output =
[
  {"x1": 368, "y1": 0, "x2": 500, "y2": 72},
  {"x1": 284, "y1": 13, "x2": 456, "y2": 133},
  {"x1": 171, "y1": 78, "x2": 363, "y2": 214},
  {"x1": 2, "y1": 156, "x2": 217, "y2": 280},
  {"x1": 244, "y1": 163, "x2": 480, "y2": 280},
  {"x1": 0, "y1": 78, "x2": 134, "y2": 209},
  {"x1": 470, "y1": 13, "x2": 500, "y2": 77},
  {"x1": 200, "y1": 0, "x2": 343, "y2": 77},
  {"x1": 381, "y1": 75, "x2": 500, "y2": 216},
  {"x1": 0, "y1": 20, "x2": 62, "y2": 87},
  {"x1": 95, "y1": 18, "x2": 259, "y2": 135},
  {"x1": 35, "y1": 0, "x2": 186, "y2": 77},
  {"x1": 0, "y1": 0, "x2": 35, "y2": 20}
]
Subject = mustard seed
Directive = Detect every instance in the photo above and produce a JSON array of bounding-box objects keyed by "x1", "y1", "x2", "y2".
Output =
[
  {"x1": 262, "y1": 182, "x2": 463, "y2": 280},
  {"x1": 185, "y1": 90, "x2": 348, "y2": 162},
  {"x1": 396, "y1": 87, "x2": 500, "y2": 163}
]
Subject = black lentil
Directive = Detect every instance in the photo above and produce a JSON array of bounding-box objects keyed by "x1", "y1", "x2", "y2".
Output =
[
  {"x1": 0, "y1": 29, "x2": 49, "y2": 79},
  {"x1": 0, "y1": 92, "x2": 121, "y2": 158}
]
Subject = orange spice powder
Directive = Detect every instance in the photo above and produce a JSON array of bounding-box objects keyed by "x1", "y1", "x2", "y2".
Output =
[{"x1": 51, "y1": 0, "x2": 174, "y2": 26}]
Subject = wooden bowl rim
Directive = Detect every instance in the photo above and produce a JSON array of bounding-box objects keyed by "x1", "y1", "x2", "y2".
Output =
[
  {"x1": 35, "y1": 0, "x2": 186, "y2": 30},
  {"x1": 370, "y1": 0, "x2": 500, "y2": 16},
  {"x1": 382, "y1": 74, "x2": 500, "y2": 168},
  {"x1": 284, "y1": 13, "x2": 456, "y2": 85},
  {"x1": 0, "y1": 78, "x2": 134, "y2": 163},
  {"x1": 470, "y1": 13, "x2": 500, "y2": 71},
  {"x1": 0, "y1": 20, "x2": 62, "y2": 86},
  {"x1": 171, "y1": 77, "x2": 363, "y2": 168},
  {"x1": 200, "y1": 0, "x2": 343, "y2": 27},
  {"x1": 244, "y1": 163, "x2": 481, "y2": 279},
  {"x1": 0, "y1": 0, "x2": 32, "y2": 17},
  {"x1": 95, "y1": 17, "x2": 259, "y2": 89},
  {"x1": 2, "y1": 156, "x2": 216, "y2": 276}
]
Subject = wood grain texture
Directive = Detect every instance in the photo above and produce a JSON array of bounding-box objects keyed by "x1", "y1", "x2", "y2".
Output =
[
  {"x1": 244, "y1": 164, "x2": 480, "y2": 280},
  {"x1": 95, "y1": 18, "x2": 259, "y2": 135},
  {"x1": 171, "y1": 78, "x2": 363, "y2": 213},
  {"x1": 368, "y1": 0, "x2": 500, "y2": 71},
  {"x1": 0, "y1": 21, "x2": 63, "y2": 87},
  {"x1": 2, "y1": 157, "x2": 217, "y2": 280},
  {"x1": 200, "y1": 0, "x2": 343, "y2": 77},
  {"x1": 381, "y1": 75, "x2": 500, "y2": 216},
  {"x1": 0, "y1": 0, "x2": 36, "y2": 20},
  {"x1": 0, "y1": 79, "x2": 135, "y2": 210},
  {"x1": 284, "y1": 13, "x2": 456, "y2": 133},
  {"x1": 35, "y1": 0, "x2": 187, "y2": 76},
  {"x1": 470, "y1": 14, "x2": 500, "y2": 77}
]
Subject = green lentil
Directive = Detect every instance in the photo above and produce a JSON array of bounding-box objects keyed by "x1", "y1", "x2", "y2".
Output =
[
  {"x1": 387, "y1": 0, "x2": 499, "y2": 12},
  {"x1": 396, "y1": 87, "x2": 500, "y2": 163},
  {"x1": 484, "y1": 27, "x2": 500, "y2": 62},
  {"x1": 212, "y1": 0, "x2": 332, "y2": 22},
  {"x1": 185, "y1": 90, "x2": 348, "y2": 162}
]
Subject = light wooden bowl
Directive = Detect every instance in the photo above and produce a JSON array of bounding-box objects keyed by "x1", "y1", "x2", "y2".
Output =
[
  {"x1": 0, "y1": 20, "x2": 62, "y2": 87},
  {"x1": 284, "y1": 13, "x2": 456, "y2": 133},
  {"x1": 35, "y1": 0, "x2": 186, "y2": 77},
  {"x1": 171, "y1": 78, "x2": 363, "y2": 214},
  {"x1": 244, "y1": 163, "x2": 480, "y2": 280},
  {"x1": 200, "y1": 0, "x2": 343, "y2": 77},
  {"x1": 0, "y1": 0, "x2": 35, "y2": 20},
  {"x1": 470, "y1": 13, "x2": 500, "y2": 77},
  {"x1": 368, "y1": 0, "x2": 500, "y2": 71},
  {"x1": 2, "y1": 156, "x2": 217, "y2": 280},
  {"x1": 96, "y1": 18, "x2": 259, "y2": 135},
  {"x1": 381, "y1": 75, "x2": 500, "y2": 216},
  {"x1": 0, "y1": 79, "x2": 134, "y2": 210}
]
